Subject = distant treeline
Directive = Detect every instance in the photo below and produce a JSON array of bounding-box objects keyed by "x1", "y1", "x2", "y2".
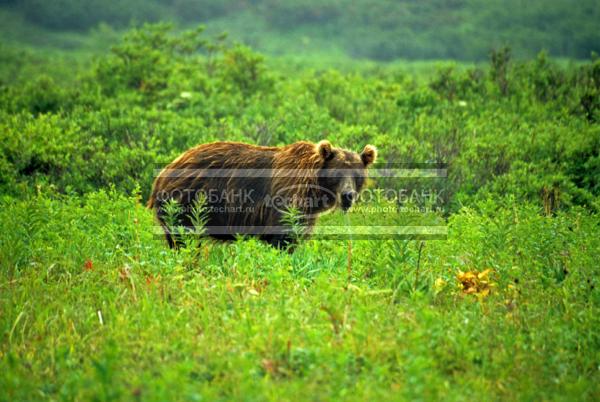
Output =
[{"x1": 1, "y1": 0, "x2": 598, "y2": 60}]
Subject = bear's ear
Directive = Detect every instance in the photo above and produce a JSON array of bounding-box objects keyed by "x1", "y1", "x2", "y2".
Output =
[
  {"x1": 316, "y1": 140, "x2": 334, "y2": 161},
  {"x1": 361, "y1": 145, "x2": 377, "y2": 166}
]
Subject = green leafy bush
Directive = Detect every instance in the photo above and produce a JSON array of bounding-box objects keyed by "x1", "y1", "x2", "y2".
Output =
[{"x1": 1, "y1": 25, "x2": 598, "y2": 211}]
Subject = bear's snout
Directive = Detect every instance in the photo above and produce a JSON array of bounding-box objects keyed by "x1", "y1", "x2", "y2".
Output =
[{"x1": 341, "y1": 190, "x2": 358, "y2": 211}]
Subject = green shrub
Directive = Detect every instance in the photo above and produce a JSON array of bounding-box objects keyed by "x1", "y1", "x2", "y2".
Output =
[{"x1": 1, "y1": 26, "x2": 598, "y2": 212}]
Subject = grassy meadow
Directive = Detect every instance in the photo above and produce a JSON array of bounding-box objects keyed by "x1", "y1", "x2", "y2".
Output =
[{"x1": 1, "y1": 3, "x2": 600, "y2": 401}]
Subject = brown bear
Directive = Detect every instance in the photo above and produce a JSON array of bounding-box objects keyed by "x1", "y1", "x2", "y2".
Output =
[{"x1": 147, "y1": 140, "x2": 377, "y2": 249}]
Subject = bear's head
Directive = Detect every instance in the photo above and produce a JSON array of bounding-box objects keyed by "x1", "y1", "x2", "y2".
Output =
[{"x1": 315, "y1": 140, "x2": 377, "y2": 212}]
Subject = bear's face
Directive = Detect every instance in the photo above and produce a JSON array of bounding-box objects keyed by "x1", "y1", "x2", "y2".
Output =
[{"x1": 316, "y1": 140, "x2": 377, "y2": 212}]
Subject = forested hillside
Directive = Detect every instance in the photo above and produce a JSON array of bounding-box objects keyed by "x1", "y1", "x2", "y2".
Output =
[{"x1": 1, "y1": 0, "x2": 599, "y2": 60}]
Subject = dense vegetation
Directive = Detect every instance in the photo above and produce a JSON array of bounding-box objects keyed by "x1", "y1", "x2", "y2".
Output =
[
  {"x1": 1, "y1": 19, "x2": 599, "y2": 401},
  {"x1": 1, "y1": 24, "x2": 598, "y2": 210},
  {"x1": 1, "y1": 0, "x2": 599, "y2": 60}
]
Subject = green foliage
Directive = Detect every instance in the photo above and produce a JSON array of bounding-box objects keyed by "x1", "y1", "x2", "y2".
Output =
[
  {"x1": 189, "y1": 192, "x2": 210, "y2": 237},
  {"x1": 3, "y1": 0, "x2": 599, "y2": 60},
  {"x1": 162, "y1": 198, "x2": 183, "y2": 234},
  {"x1": 1, "y1": 25, "x2": 598, "y2": 210},
  {"x1": 9, "y1": 0, "x2": 166, "y2": 30},
  {"x1": 281, "y1": 206, "x2": 306, "y2": 243},
  {"x1": 1, "y1": 190, "x2": 599, "y2": 400}
]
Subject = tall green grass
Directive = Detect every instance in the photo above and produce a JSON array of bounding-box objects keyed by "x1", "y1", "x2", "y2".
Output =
[{"x1": 1, "y1": 191, "x2": 599, "y2": 400}]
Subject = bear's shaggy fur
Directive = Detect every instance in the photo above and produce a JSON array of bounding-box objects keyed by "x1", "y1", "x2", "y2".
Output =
[{"x1": 148, "y1": 140, "x2": 377, "y2": 249}]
